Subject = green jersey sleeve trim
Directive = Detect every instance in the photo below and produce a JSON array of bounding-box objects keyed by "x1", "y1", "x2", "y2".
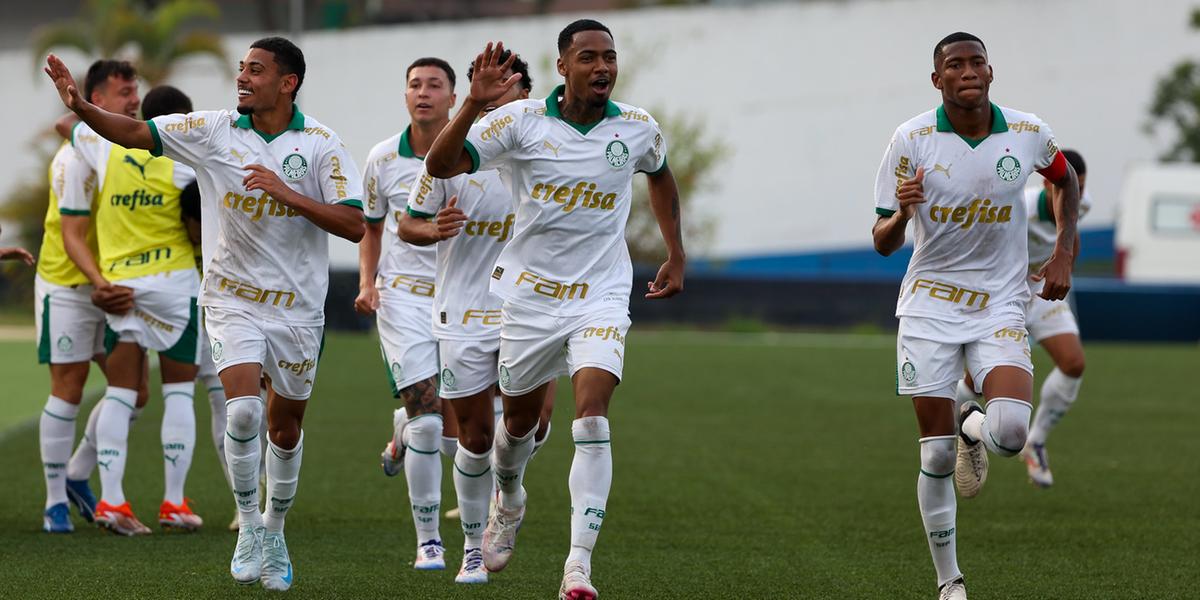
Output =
[
  {"x1": 644, "y1": 157, "x2": 669, "y2": 176},
  {"x1": 365, "y1": 215, "x2": 386, "y2": 223},
  {"x1": 407, "y1": 207, "x2": 436, "y2": 220},
  {"x1": 464, "y1": 140, "x2": 481, "y2": 174},
  {"x1": 147, "y1": 120, "x2": 164, "y2": 157},
  {"x1": 337, "y1": 198, "x2": 363, "y2": 211},
  {"x1": 59, "y1": 208, "x2": 91, "y2": 216},
  {"x1": 876, "y1": 207, "x2": 897, "y2": 217},
  {"x1": 69, "y1": 121, "x2": 83, "y2": 148}
]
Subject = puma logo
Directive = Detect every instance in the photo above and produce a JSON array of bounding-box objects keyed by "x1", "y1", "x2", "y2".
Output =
[
  {"x1": 543, "y1": 140, "x2": 562, "y2": 157},
  {"x1": 468, "y1": 179, "x2": 485, "y2": 191},
  {"x1": 123, "y1": 154, "x2": 150, "y2": 178},
  {"x1": 230, "y1": 148, "x2": 247, "y2": 164},
  {"x1": 97, "y1": 460, "x2": 111, "y2": 471},
  {"x1": 933, "y1": 163, "x2": 952, "y2": 179},
  {"x1": 164, "y1": 454, "x2": 179, "y2": 467},
  {"x1": 613, "y1": 349, "x2": 623, "y2": 363}
]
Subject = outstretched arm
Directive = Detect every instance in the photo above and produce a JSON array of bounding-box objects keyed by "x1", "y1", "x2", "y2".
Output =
[
  {"x1": 426, "y1": 42, "x2": 523, "y2": 178},
  {"x1": 45, "y1": 54, "x2": 153, "y2": 150},
  {"x1": 644, "y1": 166, "x2": 685, "y2": 299}
]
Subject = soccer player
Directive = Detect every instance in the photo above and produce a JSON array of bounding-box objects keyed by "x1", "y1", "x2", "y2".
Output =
[
  {"x1": 46, "y1": 35, "x2": 364, "y2": 590},
  {"x1": 60, "y1": 82, "x2": 204, "y2": 535},
  {"x1": 398, "y1": 48, "x2": 555, "y2": 584},
  {"x1": 358, "y1": 56, "x2": 463, "y2": 570},
  {"x1": 956, "y1": 149, "x2": 1092, "y2": 488},
  {"x1": 35, "y1": 59, "x2": 143, "y2": 533},
  {"x1": 871, "y1": 33, "x2": 1080, "y2": 599},
  {"x1": 425, "y1": 21, "x2": 685, "y2": 599}
]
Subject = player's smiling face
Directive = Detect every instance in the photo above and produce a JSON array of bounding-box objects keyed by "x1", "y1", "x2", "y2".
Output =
[
  {"x1": 236, "y1": 48, "x2": 296, "y2": 114},
  {"x1": 91, "y1": 75, "x2": 140, "y2": 118},
  {"x1": 558, "y1": 30, "x2": 618, "y2": 107},
  {"x1": 932, "y1": 41, "x2": 992, "y2": 109},
  {"x1": 406, "y1": 66, "x2": 455, "y2": 126}
]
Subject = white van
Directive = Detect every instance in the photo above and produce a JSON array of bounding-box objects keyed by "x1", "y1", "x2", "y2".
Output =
[{"x1": 1115, "y1": 163, "x2": 1200, "y2": 283}]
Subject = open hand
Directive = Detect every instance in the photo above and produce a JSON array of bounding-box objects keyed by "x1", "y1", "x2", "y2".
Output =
[
  {"x1": 44, "y1": 54, "x2": 86, "y2": 113},
  {"x1": 468, "y1": 42, "x2": 524, "y2": 106}
]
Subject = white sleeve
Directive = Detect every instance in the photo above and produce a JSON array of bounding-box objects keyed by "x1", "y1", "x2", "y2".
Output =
[
  {"x1": 362, "y1": 151, "x2": 386, "y2": 223},
  {"x1": 70, "y1": 122, "x2": 111, "y2": 173},
  {"x1": 634, "y1": 113, "x2": 668, "y2": 175},
  {"x1": 148, "y1": 110, "x2": 229, "y2": 167},
  {"x1": 873, "y1": 128, "x2": 913, "y2": 217},
  {"x1": 56, "y1": 148, "x2": 97, "y2": 215},
  {"x1": 1033, "y1": 118, "x2": 1060, "y2": 171},
  {"x1": 464, "y1": 104, "x2": 524, "y2": 173},
  {"x1": 172, "y1": 161, "x2": 197, "y2": 190},
  {"x1": 406, "y1": 168, "x2": 449, "y2": 219},
  {"x1": 316, "y1": 137, "x2": 364, "y2": 208}
]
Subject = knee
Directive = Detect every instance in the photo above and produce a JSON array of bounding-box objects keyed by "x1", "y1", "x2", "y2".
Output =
[
  {"x1": 1059, "y1": 357, "x2": 1085, "y2": 379},
  {"x1": 919, "y1": 436, "x2": 956, "y2": 475},
  {"x1": 406, "y1": 414, "x2": 443, "y2": 451},
  {"x1": 226, "y1": 397, "x2": 263, "y2": 434},
  {"x1": 986, "y1": 398, "x2": 1031, "y2": 457},
  {"x1": 458, "y1": 426, "x2": 493, "y2": 455},
  {"x1": 268, "y1": 423, "x2": 301, "y2": 450}
]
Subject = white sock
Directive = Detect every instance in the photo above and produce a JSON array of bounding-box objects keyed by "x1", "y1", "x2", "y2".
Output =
[
  {"x1": 404, "y1": 414, "x2": 443, "y2": 544},
  {"x1": 566, "y1": 417, "x2": 612, "y2": 574},
  {"x1": 67, "y1": 401, "x2": 102, "y2": 481},
  {"x1": 440, "y1": 435, "x2": 458, "y2": 459},
  {"x1": 1028, "y1": 368, "x2": 1081, "y2": 446},
  {"x1": 453, "y1": 443, "x2": 492, "y2": 549},
  {"x1": 532, "y1": 420, "x2": 552, "y2": 456},
  {"x1": 40, "y1": 396, "x2": 79, "y2": 508},
  {"x1": 954, "y1": 379, "x2": 977, "y2": 414},
  {"x1": 492, "y1": 420, "x2": 537, "y2": 509},
  {"x1": 264, "y1": 432, "x2": 303, "y2": 533},
  {"x1": 96, "y1": 387, "x2": 137, "y2": 506},
  {"x1": 225, "y1": 395, "x2": 264, "y2": 528},
  {"x1": 976, "y1": 398, "x2": 1032, "y2": 457},
  {"x1": 918, "y1": 435, "x2": 961, "y2": 587},
  {"x1": 204, "y1": 377, "x2": 232, "y2": 488},
  {"x1": 160, "y1": 382, "x2": 196, "y2": 505}
]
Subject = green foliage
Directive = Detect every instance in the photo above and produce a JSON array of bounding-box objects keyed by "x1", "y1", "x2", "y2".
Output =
[
  {"x1": 31, "y1": 0, "x2": 229, "y2": 85},
  {"x1": 1147, "y1": 8, "x2": 1200, "y2": 161}
]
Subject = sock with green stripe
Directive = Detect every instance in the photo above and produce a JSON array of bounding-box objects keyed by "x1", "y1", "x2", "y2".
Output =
[
  {"x1": 918, "y1": 435, "x2": 961, "y2": 587},
  {"x1": 202, "y1": 375, "x2": 232, "y2": 488},
  {"x1": 453, "y1": 443, "x2": 492, "y2": 549},
  {"x1": 96, "y1": 387, "x2": 137, "y2": 506},
  {"x1": 40, "y1": 395, "x2": 79, "y2": 508},
  {"x1": 405, "y1": 414, "x2": 443, "y2": 544},
  {"x1": 566, "y1": 416, "x2": 611, "y2": 575},
  {"x1": 66, "y1": 402, "x2": 102, "y2": 481},
  {"x1": 161, "y1": 382, "x2": 196, "y2": 505},
  {"x1": 264, "y1": 431, "x2": 303, "y2": 532},
  {"x1": 225, "y1": 395, "x2": 264, "y2": 528}
]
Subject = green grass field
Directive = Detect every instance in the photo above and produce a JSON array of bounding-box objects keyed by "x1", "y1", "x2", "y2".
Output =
[{"x1": 0, "y1": 331, "x2": 1196, "y2": 598}]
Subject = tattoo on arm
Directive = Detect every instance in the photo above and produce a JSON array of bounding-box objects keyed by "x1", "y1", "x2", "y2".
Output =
[
  {"x1": 670, "y1": 193, "x2": 682, "y2": 239},
  {"x1": 400, "y1": 377, "x2": 441, "y2": 416}
]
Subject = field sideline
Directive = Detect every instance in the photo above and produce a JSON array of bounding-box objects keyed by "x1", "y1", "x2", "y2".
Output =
[{"x1": 0, "y1": 331, "x2": 1196, "y2": 598}]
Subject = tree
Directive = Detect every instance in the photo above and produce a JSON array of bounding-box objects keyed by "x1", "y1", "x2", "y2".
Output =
[
  {"x1": 31, "y1": 0, "x2": 229, "y2": 85},
  {"x1": 1147, "y1": 8, "x2": 1200, "y2": 161}
]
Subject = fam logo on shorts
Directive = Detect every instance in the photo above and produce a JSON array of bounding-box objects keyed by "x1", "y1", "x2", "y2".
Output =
[
  {"x1": 498, "y1": 365, "x2": 511, "y2": 389},
  {"x1": 996, "y1": 155, "x2": 1021, "y2": 182},
  {"x1": 211, "y1": 341, "x2": 224, "y2": 362},
  {"x1": 605, "y1": 141, "x2": 629, "y2": 168},
  {"x1": 901, "y1": 360, "x2": 917, "y2": 384},
  {"x1": 282, "y1": 153, "x2": 308, "y2": 180},
  {"x1": 56, "y1": 334, "x2": 73, "y2": 352},
  {"x1": 441, "y1": 368, "x2": 456, "y2": 391},
  {"x1": 390, "y1": 362, "x2": 403, "y2": 384}
]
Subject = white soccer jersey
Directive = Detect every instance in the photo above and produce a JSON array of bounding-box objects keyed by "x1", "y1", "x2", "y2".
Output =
[
  {"x1": 407, "y1": 167, "x2": 513, "y2": 340},
  {"x1": 148, "y1": 106, "x2": 364, "y2": 326},
  {"x1": 874, "y1": 103, "x2": 1065, "y2": 324},
  {"x1": 363, "y1": 128, "x2": 437, "y2": 305},
  {"x1": 463, "y1": 85, "x2": 667, "y2": 317},
  {"x1": 1025, "y1": 187, "x2": 1092, "y2": 268}
]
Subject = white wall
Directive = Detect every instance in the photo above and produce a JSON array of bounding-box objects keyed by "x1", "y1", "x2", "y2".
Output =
[{"x1": 2, "y1": 0, "x2": 1196, "y2": 267}]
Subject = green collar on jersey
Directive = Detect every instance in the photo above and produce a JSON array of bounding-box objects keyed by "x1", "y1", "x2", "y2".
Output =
[
  {"x1": 544, "y1": 85, "x2": 621, "y2": 135},
  {"x1": 397, "y1": 126, "x2": 423, "y2": 160},
  {"x1": 935, "y1": 102, "x2": 1007, "y2": 149},
  {"x1": 234, "y1": 103, "x2": 306, "y2": 143}
]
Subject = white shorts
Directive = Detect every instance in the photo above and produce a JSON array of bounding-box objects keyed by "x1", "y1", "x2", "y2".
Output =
[
  {"x1": 105, "y1": 272, "x2": 200, "y2": 364},
  {"x1": 896, "y1": 305, "x2": 1033, "y2": 399},
  {"x1": 377, "y1": 297, "x2": 438, "y2": 396},
  {"x1": 35, "y1": 275, "x2": 105, "y2": 364},
  {"x1": 204, "y1": 306, "x2": 323, "y2": 401},
  {"x1": 1025, "y1": 278, "x2": 1080, "y2": 342},
  {"x1": 498, "y1": 301, "x2": 631, "y2": 396},
  {"x1": 196, "y1": 319, "x2": 218, "y2": 380},
  {"x1": 438, "y1": 337, "x2": 499, "y2": 399}
]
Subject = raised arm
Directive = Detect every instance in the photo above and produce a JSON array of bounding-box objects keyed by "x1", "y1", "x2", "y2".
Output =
[
  {"x1": 426, "y1": 42, "x2": 523, "y2": 178},
  {"x1": 644, "y1": 166, "x2": 685, "y2": 299},
  {"x1": 45, "y1": 54, "x2": 153, "y2": 151}
]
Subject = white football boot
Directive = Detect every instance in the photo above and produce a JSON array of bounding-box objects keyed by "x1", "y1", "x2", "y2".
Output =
[
  {"x1": 230, "y1": 525, "x2": 265, "y2": 584},
  {"x1": 414, "y1": 539, "x2": 446, "y2": 570},
  {"x1": 261, "y1": 530, "x2": 294, "y2": 591},
  {"x1": 455, "y1": 547, "x2": 488, "y2": 584},
  {"x1": 381, "y1": 408, "x2": 408, "y2": 477},
  {"x1": 482, "y1": 488, "x2": 525, "y2": 572},
  {"x1": 559, "y1": 561, "x2": 598, "y2": 600},
  {"x1": 938, "y1": 577, "x2": 967, "y2": 600},
  {"x1": 955, "y1": 401, "x2": 988, "y2": 498}
]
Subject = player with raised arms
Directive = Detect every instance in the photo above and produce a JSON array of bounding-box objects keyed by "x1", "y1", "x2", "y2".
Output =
[
  {"x1": 46, "y1": 34, "x2": 365, "y2": 590},
  {"x1": 872, "y1": 32, "x2": 1080, "y2": 599},
  {"x1": 425, "y1": 20, "x2": 685, "y2": 599}
]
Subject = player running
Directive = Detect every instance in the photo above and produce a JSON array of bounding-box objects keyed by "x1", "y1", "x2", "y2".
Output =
[
  {"x1": 872, "y1": 33, "x2": 1080, "y2": 599},
  {"x1": 957, "y1": 149, "x2": 1092, "y2": 488},
  {"x1": 426, "y1": 20, "x2": 685, "y2": 599},
  {"x1": 398, "y1": 48, "x2": 555, "y2": 584},
  {"x1": 358, "y1": 56, "x2": 463, "y2": 570},
  {"x1": 46, "y1": 35, "x2": 364, "y2": 590}
]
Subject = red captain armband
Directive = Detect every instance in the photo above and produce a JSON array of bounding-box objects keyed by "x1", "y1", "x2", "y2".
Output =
[{"x1": 1037, "y1": 151, "x2": 1068, "y2": 182}]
